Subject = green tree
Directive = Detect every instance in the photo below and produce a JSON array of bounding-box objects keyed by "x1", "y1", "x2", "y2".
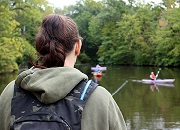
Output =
[
  {"x1": 16, "y1": 40, "x2": 36, "y2": 65},
  {"x1": 94, "y1": 0, "x2": 128, "y2": 64},
  {"x1": 154, "y1": 7, "x2": 180, "y2": 66},
  {"x1": 0, "y1": 4, "x2": 24, "y2": 73},
  {"x1": 0, "y1": 0, "x2": 53, "y2": 73},
  {"x1": 10, "y1": 0, "x2": 53, "y2": 44},
  {"x1": 98, "y1": 4, "x2": 161, "y2": 65}
]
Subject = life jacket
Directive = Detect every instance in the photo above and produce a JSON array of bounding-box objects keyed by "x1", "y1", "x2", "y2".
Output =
[
  {"x1": 150, "y1": 74, "x2": 156, "y2": 80},
  {"x1": 10, "y1": 80, "x2": 98, "y2": 130}
]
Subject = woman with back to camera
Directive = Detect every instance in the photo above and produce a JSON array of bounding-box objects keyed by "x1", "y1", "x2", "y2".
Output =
[{"x1": 0, "y1": 14, "x2": 127, "y2": 130}]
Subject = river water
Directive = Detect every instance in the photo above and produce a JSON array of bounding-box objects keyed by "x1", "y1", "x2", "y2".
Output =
[{"x1": 1, "y1": 65, "x2": 180, "y2": 129}]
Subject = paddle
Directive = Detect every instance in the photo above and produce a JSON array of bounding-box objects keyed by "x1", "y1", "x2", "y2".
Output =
[
  {"x1": 112, "y1": 80, "x2": 128, "y2": 96},
  {"x1": 155, "y1": 68, "x2": 161, "y2": 78}
]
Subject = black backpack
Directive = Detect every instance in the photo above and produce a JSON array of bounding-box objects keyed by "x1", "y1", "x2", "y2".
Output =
[{"x1": 10, "y1": 80, "x2": 98, "y2": 130}]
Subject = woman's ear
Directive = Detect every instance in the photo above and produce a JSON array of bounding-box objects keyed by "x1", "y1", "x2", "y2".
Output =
[{"x1": 75, "y1": 39, "x2": 82, "y2": 56}]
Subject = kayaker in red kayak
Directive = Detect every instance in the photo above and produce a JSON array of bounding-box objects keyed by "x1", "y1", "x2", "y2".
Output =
[{"x1": 150, "y1": 72, "x2": 156, "y2": 80}]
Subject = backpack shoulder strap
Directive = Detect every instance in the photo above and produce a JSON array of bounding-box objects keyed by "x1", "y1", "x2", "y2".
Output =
[
  {"x1": 67, "y1": 79, "x2": 98, "y2": 108},
  {"x1": 80, "y1": 80, "x2": 98, "y2": 101}
]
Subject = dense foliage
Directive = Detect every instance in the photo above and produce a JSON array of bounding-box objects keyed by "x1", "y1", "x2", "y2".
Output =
[
  {"x1": 57, "y1": 0, "x2": 180, "y2": 66},
  {"x1": 0, "y1": 0, "x2": 53, "y2": 73},
  {"x1": 0, "y1": 4, "x2": 24, "y2": 73},
  {"x1": 0, "y1": 0, "x2": 180, "y2": 73}
]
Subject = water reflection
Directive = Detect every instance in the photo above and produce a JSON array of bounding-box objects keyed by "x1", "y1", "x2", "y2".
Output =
[
  {"x1": 125, "y1": 112, "x2": 178, "y2": 130},
  {"x1": 150, "y1": 84, "x2": 160, "y2": 92},
  {"x1": 132, "y1": 79, "x2": 175, "y2": 92},
  {"x1": 143, "y1": 82, "x2": 175, "y2": 92},
  {"x1": 149, "y1": 84, "x2": 175, "y2": 92}
]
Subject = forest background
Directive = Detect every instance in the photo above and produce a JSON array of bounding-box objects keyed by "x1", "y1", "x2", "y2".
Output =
[{"x1": 0, "y1": 0, "x2": 180, "y2": 73}]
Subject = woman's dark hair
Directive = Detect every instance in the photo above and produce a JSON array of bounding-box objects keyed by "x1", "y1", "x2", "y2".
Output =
[{"x1": 34, "y1": 14, "x2": 81, "y2": 68}]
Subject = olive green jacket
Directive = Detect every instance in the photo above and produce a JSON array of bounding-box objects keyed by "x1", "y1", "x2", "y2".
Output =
[{"x1": 0, "y1": 67, "x2": 127, "y2": 130}]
